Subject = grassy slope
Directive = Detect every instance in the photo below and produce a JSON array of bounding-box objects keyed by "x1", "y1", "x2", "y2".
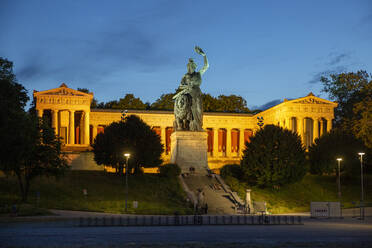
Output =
[
  {"x1": 0, "y1": 171, "x2": 192, "y2": 215},
  {"x1": 224, "y1": 174, "x2": 372, "y2": 214}
]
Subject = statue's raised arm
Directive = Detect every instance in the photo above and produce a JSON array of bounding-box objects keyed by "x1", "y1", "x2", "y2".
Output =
[{"x1": 195, "y1": 46, "x2": 209, "y2": 75}]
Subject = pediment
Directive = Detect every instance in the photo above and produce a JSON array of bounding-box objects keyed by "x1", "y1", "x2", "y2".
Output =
[
  {"x1": 292, "y1": 97, "x2": 332, "y2": 105},
  {"x1": 34, "y1": 84, "x2": 93, "y2": 98}
]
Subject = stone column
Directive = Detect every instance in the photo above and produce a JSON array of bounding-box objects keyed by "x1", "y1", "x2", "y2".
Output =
[
  {"x1": 320, "y1": 119, "x2": 324, "y2": 136},
  {"x1": 298, "y1": 117, "x2": 304, "y2": 144},
  {"x1": 161, "y1": 127, "x2": 166, "y2": 152},
  {"x1": 246, "y1": 189, "x2": 253, "y2": 214},
  {"x1": 69, "y1": 110, "x2": 75, "y2": 145},
  {"x1": 326, "y1": 118, "x2": 332, "y2": 132},
  {"x1": 313, "y1": 118, "x2": 319, "y2": 143},
  {"x1": 52, "y1": 110, "x2": 58, "y2": 133},
  {"x1": 37, "y1": 109, "x2": 43, "y2": 118},
  {"x1": 226, "y1": 128, "x2": 232, "y2": 158},
  {"x1": 213, "y1": 128, "x2": 219, "y2": 157},
  {"x1": 92, "y1": 125, "x2": 98, "y2": 143},
  {"x1": 286, "y1": 117, "x2": 291, "y2": 130},
  {"x1": 239, "y1": 129, "x2": 245, "y2": 157},
  {"x1": 84, "y1": 111, "x2": 90, "y2": 145}
]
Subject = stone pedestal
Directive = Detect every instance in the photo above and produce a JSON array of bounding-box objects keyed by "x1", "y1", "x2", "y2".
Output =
[{"x1": 170, "y1": 131, "x2": 208, "y2": 174}]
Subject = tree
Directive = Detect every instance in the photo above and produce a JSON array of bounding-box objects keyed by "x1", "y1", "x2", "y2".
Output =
[
  {"x1": 77, "y1": 88, "x2": 98, "y2": 108},
  {"x1": 220, "y1": 164, "x2": 243, "y2": 180},
  {"x1": 111, "y1": 94, "x2": 147, "y2": 110},
  {"x1": 0, "y1": 57, "x2": 68, "y2": 202},
  {"x1": 92, "y1": 115, "x2": 164, "y2": 174},
  {"x1": 215, "y1": 95, "x2": 250, "y2": 113},
  {"x1": 241, "y1": 125, "x2": 307, "y2": 188},
  {"x1": 308, "y1": 129, "x2": 367, "y2": 176},
  {"x1": 320, "y1": 71, "x2": 372, "y2": 148},
  {"x1": 151, "y1": 93, "x2": 175, "y2": 110}
]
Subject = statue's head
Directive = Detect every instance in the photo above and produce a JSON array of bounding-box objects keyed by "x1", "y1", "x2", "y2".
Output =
[{"x1": 187, "y1": 58, "x2": 197, "y2": 73}]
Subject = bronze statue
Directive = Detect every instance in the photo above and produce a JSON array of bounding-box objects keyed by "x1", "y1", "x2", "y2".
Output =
[{"x1": 173, "y1": 46, "x2": 209, "y2": 131}]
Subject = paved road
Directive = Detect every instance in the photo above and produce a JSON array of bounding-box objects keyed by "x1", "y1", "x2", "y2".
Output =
[{"x1": 1, "y1": 218, "x2": 372, "y2": 247}]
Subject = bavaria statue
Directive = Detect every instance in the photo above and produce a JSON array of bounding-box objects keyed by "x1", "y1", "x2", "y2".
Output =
[{"x1": 173, "y1": 46, "x2": 209, "y2": 131}]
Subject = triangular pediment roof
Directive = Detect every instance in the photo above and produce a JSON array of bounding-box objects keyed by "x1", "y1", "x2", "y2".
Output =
[
  {"x1": 285, "y1": 93, "x2": 337, "y2": 106},
  {"x1": 33, "y1": 83, "x2": 93, "y2": 99}
]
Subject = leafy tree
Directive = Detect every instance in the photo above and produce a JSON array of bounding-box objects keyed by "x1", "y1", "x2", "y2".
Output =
[
  {"x1": 241, "y1": 125, "x2": 307, "y2": 188},
  {"x1": 111, "y1": 94, "x2": 147, "y2": 110},
  {"x1": 92, "y1": 115, "x2": 164, "y2": 174},
  {"x1": 320, "y1": 71, "x2": 372, "y2": 148},
  {"x1": 220, "y1": 164, "x2": 243, "y2": 180},
  {"x1": 202, "y1": 93, "x2": 219, "y2": 112},
  {"x1": 308, "y1": 129, "x2": 368, "y2": 177},
  {"x1": 0, "y1": 57, "x2": 68, "y2": 202},
  {"x1": 159, "y1": 163, "x2": 181, "y2": 177},
  {"x1": 151, "y1": 93, "x2": 175, "y2": 110},
  {"x1": 77, "y1": 88, "x2": 98, "y2": 108},
  {"x1": 216, "y1": 94, "x2": 250, "y2": 113}
]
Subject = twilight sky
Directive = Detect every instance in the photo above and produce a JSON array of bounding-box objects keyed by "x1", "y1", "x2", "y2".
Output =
[{"x1": 1, "y1": 0, "x2": 371, "y2": 110}]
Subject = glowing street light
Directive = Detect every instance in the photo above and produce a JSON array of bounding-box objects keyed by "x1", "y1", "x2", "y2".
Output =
[
  {"x1": 336, "y1": 158, "x2": 342, "y2": 201},
  {"x1": 124, "y1": 153, "x2": 130, "y2": 212},
  {"x1": 358, "y1": 152, "x2": 365, "y2": 220}
]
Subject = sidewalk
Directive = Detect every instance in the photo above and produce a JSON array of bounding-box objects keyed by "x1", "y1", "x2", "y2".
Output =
[{"x1": 1, "y1": 207, "x2": 371, "y2": 223}]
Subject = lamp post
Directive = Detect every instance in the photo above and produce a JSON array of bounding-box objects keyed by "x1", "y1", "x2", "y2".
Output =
[
  {"x1": 124, "y1": 153, "x2": 130, "y2": 212},
  {"x1": 336, "y1": 158, "x2": 342, "y2": 201},
  {"x1": 358, "y1": 152, "x2": 365, "y2": 220}
]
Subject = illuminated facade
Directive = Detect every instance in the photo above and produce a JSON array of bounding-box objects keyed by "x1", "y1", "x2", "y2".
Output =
[{"x1": 33, "y1": 84, "x2": 338, "y2": 169}]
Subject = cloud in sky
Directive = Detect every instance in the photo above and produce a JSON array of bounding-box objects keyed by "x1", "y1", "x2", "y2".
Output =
[{"x1": 252, "y1": 99, "x2": 282, "y2": 111}]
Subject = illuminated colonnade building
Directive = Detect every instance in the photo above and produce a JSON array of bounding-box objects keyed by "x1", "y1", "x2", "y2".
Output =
[{"x1": 33, "y1": 84, "x2": 338, "y2": 169}]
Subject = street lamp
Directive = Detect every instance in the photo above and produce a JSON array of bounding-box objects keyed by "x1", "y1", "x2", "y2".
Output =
[
  {"x1": 358, "y1": 152, "x2": 365, "y2": 220},
  {"x1": 336, "y1": 158, "x2": 342, "y2": 201},
  {"x1": 124, "y1": 153, "x2": 130, "y2": 212}
]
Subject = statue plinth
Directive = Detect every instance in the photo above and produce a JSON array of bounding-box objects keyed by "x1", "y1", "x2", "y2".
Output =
[{"x1": 170, "y1": 131, "x2": 208, "y2": 175}]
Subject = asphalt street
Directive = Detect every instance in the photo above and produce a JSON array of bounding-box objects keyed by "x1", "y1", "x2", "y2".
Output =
[{"x1": 1, "y1": 218, "x2": 372, "y2": 247}]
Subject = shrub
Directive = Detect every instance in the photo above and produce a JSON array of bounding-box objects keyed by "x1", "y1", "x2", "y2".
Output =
[
  {"x1": 220, "y1": 164, "x2": 243, "y2": 180},
  {"x1": 309, "y1": 128, "x2": 369, "y2": 177},
  {"x1": 241, "y1": 125, "x2": 307, "y2": 188},
  {"x1": 159, "y1": 163, "x2": 181, "y2": 178}
]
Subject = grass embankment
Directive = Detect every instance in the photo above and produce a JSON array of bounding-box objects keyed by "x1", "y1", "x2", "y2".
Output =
[
  {"x1": 224, "y1": 174, "x2": 372, "y2": 214},
  {"x1": 0, "y1": 171, "x2": 192, "y2": 216}
]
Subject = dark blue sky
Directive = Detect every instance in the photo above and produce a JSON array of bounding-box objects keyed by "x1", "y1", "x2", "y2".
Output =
[{"x1": 1, "y1": 0, "x2": 371, "y2": 109}]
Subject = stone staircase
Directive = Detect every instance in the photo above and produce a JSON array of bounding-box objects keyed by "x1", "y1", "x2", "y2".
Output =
[{"x1": 181, "y1": 174, "x2": 243, "y2": 215}]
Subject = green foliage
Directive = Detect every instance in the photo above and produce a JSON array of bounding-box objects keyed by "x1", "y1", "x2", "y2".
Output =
[
  {"x1": 320, "y1": 70, "x2": 372, "y2": 148},
  {"x1": 308, "y1": 128, "x2": 368, "y2": 176},
  {"x1": 104, "y1": 93, "x2": 147, "y2": 110},
  {"x1": 241, "y1": 125, "x2": 307, "y2": 188},
  {"x1": 92, "y1": 115, "x2": 164, "y2": 173},
  {"x1": 220, "y1": 164, "x2": 243, "y2": 180},
  {"x1": 159, "y1": 163, "x2": 181, "y2": 178},
  {"x1": 151, "y1": 93, "x2": 176, "y2": 110},
  {"x1": 0, "y1": 57, "x2": 68, "y2": 202}
]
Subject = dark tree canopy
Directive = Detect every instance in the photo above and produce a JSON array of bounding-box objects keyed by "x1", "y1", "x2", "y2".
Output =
[
  {"x1": 308, "y1": 129, "x2": 368, "y2": 176},
  {"x1": 151, "y1": 93, "x2": 175, "y2": 110},
  {"x1": 103, "y1": 94, "x2": 147, "y2": 110},
  {"x1": 241, "y1": 125, "x2": 307, "y2": 188},
  {"x1": 320, "y1": 70, "x2": 372, "y2": 148},
  {"x1": 0, "y1": 57, "x2": 68, "y2": 202},
  {"x1": 92, "y1": 115, "x2": 164, "y2": 174}
]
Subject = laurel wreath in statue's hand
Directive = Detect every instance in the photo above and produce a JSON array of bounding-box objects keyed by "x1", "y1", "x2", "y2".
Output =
[{"x1": 195, "y1": 46, "x2": 205, "y2": 56}]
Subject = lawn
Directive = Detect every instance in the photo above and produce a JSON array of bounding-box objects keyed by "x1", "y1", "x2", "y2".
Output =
[
  {"x1": 0, "y1": 170, "x2": 193, "y2": 215},
  {"x1": 224, "y1": 174, "x2": 372, "y2": 214}
]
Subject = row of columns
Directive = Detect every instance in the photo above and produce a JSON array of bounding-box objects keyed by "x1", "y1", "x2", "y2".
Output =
[
  {"x1": 37, "y1": 108, "x2": 90, "y2": 145},
  {"x1": 279, "y1": 116, "x2": 333, "y2": 145}
]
